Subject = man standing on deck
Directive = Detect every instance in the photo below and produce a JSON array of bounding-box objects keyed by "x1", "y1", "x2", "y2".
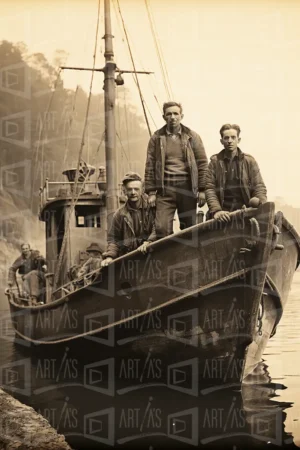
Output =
[
  {"x1": 144, "y1": 101, "x2": 208, "y2": 238},
  {"x1": 101, "y1": 172, "x2": 156, "y2": 267},
  {"x1": 205, "y1": 123, "x2": 267, "y2": 222}
]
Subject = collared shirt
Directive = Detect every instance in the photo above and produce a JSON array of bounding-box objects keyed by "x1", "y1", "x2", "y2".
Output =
[
  {"x1": 166, "y1": 125, "x2": 182, "y2": 141},
  {"x1": 222, "y1": 150, "x2": 244, "y2": 211},
  {"x1": 223, "y1": 153, "x2": 239, "y2": 182}
]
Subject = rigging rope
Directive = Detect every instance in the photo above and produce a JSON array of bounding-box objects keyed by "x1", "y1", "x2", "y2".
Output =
[
  {"x1": 129, "y1": 80, "x2": 157, "y2": 129},
  {"x1": 145, "y1": 0, "x2": 174, "y2": 101},
  {"x1": 116, "y1": 87, "x2": 129, "y2": 173},
  {"x1": 116, "y1": 0, "x2": 152, "y2": 137},
  {"x1": 153, "y1": 92, "x2": 162, "y2": 113},
  {"x1": 112, "y1": 0, "x2": 158, "y2": 133},
  {"x1": 116, "y1": 131, "x2": 130, "y2": 165},
  {"x1": 95, "y1": 130, "x2": 106, "y2": 156},
  {"x1": 62, "y1": 85, "x2": 79, "y2": 169},
  {"x1": 53, "y1": 0, "x2": 102, "y2": 288},
  {"x1": 112, "y1": 0, "x2": 162, "y2": 120},
  {"x1": 30, "y1": 68, "x2": 62, "y2": 210},
  {"x1": 123, "y1": 86, "x2": 130, "y2": 164}
]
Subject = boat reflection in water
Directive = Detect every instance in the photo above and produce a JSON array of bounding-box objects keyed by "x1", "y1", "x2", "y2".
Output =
[
  {"x1": 2, "y1": 333, "x2": 297, "y2": 450},
  {"x1": 241, "y1": 363, "x2": 295, "y2": 450}
]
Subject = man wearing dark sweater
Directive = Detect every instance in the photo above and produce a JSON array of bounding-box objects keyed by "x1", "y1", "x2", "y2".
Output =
[
  {"x1": 205, "y1": 123, "x2": 267, "y2": 222},
  {"x1": 144, "y1": 102, "x2": 208, "y2": 238}
]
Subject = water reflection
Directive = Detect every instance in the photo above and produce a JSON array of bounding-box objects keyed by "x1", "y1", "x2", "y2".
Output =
[{"x1": 1, "y1": 332, "x2": 298, "y2": 450}]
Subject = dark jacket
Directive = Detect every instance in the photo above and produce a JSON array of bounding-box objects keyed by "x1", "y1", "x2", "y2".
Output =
[
  {"x1": 8, "y1": 250, "x2": 46, "y2": 284},
  {"x1": 144, "y1": 124, "x2": 208, "y2": 197},
  {"x1": 102, "y1": 195, "x2": 156, "y2": 259},
  {"x1": 205, "y1": 148, "x2": 267, "y2": 215}
]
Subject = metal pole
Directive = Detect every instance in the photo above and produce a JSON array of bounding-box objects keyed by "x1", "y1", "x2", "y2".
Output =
[{"x1": 104, "y1": 0, "x2": 119, "y2": 230}]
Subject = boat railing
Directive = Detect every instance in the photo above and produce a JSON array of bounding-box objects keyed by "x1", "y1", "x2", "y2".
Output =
[
  {"x1": 50, "y1": 268, "x2": 102, "y2": 302},
  {"x1": 5, "y1": 269, "x2": 102, "y2": 306},
  {"x1": 39, "y1": 178, "x2": 103, "y2": 210},
  {"x1": 5, "y1": 286, "x2": 34, "y2": 306},
  {"x1": 39, "y1": 178, "x2": 128, "y2": 211}
]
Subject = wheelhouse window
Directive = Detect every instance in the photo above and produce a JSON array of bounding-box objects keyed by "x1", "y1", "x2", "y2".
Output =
[{"x1": 75, "y1": 206, "x2": 101, "y2": 228}]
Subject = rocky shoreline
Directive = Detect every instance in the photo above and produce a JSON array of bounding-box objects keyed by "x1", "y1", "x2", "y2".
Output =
[{"x1": 0, "y1": 389, "x2": 72, "y2": 450}]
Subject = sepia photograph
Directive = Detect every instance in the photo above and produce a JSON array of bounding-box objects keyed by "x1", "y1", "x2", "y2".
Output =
[{"x1": 0, "y1": 0, "x2": 300, "y2": 448}]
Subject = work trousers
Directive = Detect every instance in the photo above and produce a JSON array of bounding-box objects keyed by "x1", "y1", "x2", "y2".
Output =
[
  {"x1": 155, "y1": 180, "x2": 197, "y2": 239},
  {"x1": 23, "y1": 270, "x2": 44, "y2": 299}
]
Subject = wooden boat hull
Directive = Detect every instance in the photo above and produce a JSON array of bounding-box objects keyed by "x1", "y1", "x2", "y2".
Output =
[
  {"x1": 5, "y1": 202, "x2": 300, "y2": 387},
  {"x1": 243, "y1": 212, "x2": 300, "y2": 378}
]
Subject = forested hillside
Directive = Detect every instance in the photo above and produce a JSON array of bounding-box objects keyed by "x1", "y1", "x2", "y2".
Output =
[{"x1": 0, "y1": 40, "x2": 149, "y2": 285}]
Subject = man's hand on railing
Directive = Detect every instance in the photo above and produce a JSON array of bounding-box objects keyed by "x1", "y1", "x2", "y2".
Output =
[
  {"x1": 137, "y1": 241, "x2": 151, "y2": 254},
  {"x1": 214, "y1": 211, "x2": 231, "y2": 222},
  {"x1": 101, "y1": 257, "x2": 113, "y2": 268}
]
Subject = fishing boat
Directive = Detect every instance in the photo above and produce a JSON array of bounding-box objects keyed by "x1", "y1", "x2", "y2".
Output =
[{"x1": 4, "y1": 0, "x2": 300, "y2": 390}]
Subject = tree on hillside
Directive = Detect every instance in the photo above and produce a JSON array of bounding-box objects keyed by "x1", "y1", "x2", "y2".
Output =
[{"x1": 0, "y1": 40, "x2": 149, "y2": 217}]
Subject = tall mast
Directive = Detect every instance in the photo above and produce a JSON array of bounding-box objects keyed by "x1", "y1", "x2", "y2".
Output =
[
  {"x1": 104, "y1": 0, "x2": 118, "y2": 230},
  {"x1": 61, "y1": 0, "x2": 153, "y2": 228}
]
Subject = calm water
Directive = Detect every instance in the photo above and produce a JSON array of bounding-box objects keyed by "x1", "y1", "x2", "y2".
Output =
[{"x1": 0, "y1": 273, "x2": 300, "y2": 449}]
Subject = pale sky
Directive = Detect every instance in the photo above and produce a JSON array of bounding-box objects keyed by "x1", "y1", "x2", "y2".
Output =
[{"x1": 1, "y1": 0, "x2": 300, "y2": 206}]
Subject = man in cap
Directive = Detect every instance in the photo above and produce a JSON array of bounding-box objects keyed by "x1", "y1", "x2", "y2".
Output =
[
  {"x1": 144, "y1": 101, "x2": 208, "y2": 238},
  {"x1": 77, "y1": 243, "x2": 103, "y2": 278},
  {"x1": 101, "y1": 172, "x2": 156, "y2": 267}
]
